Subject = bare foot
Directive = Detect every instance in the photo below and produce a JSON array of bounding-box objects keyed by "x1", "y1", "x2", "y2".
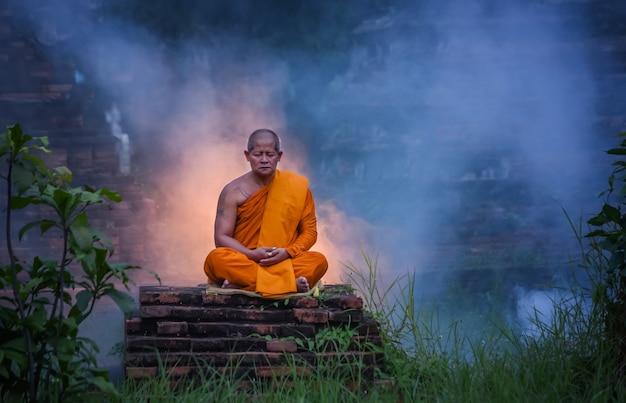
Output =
[
  {"x1": 221, "y1": 280, "x2": 241, "y2": 289},
  {"x1": 296, "y1": 277, "x2": 310, "y2": 293}
]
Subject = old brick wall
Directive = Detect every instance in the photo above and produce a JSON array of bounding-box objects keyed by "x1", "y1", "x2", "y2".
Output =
[{"x1": 0, "y1": 3, "x2": 155, "y2": 268}]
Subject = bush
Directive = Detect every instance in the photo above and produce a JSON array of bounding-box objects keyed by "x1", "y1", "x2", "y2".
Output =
[{"x1": 0, "y1": 124, "x2": 158, "y2": 401}]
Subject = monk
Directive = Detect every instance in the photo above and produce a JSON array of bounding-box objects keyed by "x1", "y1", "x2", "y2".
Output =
[{"x1": 203, "y1": 129, "x2": 328, "y2": 298}]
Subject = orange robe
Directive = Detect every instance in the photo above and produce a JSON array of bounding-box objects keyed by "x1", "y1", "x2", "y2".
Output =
[{"x1": 204, "y1": 170, "x2": 328, "y2": 297}]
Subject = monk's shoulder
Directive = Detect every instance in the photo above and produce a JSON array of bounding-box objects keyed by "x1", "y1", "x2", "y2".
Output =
[{"x1": 223, "y1": 175, "x2": 257, "y2": 206}]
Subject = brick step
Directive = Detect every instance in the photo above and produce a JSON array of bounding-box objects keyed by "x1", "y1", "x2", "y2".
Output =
[{"x1": 125, "y1": 284, "x2": 385, "y2": 381}]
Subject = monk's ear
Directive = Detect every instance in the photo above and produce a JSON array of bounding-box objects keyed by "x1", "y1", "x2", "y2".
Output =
[
  {"x1": 244, "y1": 150, "x2": 250, "y2": 160},
  {"x1": 277, "y1": 151, "x2": 283, "y2": 160}
]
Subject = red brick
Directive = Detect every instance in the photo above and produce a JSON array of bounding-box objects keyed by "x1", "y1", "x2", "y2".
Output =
[
  {"x1": 293, "y1": 308, "x2": 329, "y2": 324},
  {"x1": 294, "y1": 297, "x2": 319, "y2": 308}
]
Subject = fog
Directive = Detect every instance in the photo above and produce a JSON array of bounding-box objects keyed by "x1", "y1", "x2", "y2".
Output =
[{"x1": 5, "y1": 0, "x2": 625, "y2": 341}]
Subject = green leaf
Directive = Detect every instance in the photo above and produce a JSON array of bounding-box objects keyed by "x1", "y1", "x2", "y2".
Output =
[
  {"x1": 103, "y1": 289, "x2": 135, "y2": 316},
  {"x1": 601, "y1": 203, "x2": 621, "y2": 223},
  {"x1": 87, "y1": 374, "x2": 119, "y2": 396},
  {"x1": 11, "y1": 163, "x2": 34, "y2": 193},
  {"x1": 607, "y1": 147, "x2": 626, "y2": 155},
  {"x1": 98, "y1": 187, "x2": 122, "y2": 203},
  {"x1": 70, "y1": 212, "x2": 94, "y2": 252},
  {"x1": 76, "y1": 289, "x2": 93, "y2": 314},
  {"x1": 587, "y1": 215, "x2": 607, "y2": 226},
  {"x1": 53, "y1": 166, "x2": 73, "y2": 183},
  {"x1": 9, "y1": 195, "x2": 40, "y2": 209},
  {"x1": 18, "y1": 219, "x2": 58, "y2": 240}
]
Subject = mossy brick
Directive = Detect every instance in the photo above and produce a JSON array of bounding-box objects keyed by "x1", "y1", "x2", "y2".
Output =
[
  {"x1": 293, "y1": 308, "x2": 329, "y2": 324},
  {"x1": 355, "y1": 318, "x2": 381, "y2": 336},
  {"x1": 156, "y1": 321, "x2": 188, "y2": 335},
  {"x1": 126, "y1": 336, "x2": 191, "y2": 352}
]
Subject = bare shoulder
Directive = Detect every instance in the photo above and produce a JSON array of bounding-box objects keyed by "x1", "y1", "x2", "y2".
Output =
[{"x1": 221, "y1": 173, "x2": 256, "y2": 207}]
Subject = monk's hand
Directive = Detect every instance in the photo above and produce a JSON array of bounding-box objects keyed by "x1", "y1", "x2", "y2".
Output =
[{"x1": 258, "y1": 247, "x2": 288, "y2": 266}]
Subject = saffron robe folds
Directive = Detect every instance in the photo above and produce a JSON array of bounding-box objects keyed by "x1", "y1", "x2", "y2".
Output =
[{"x1": 204, "y1": 170, "x2": 328, "y2": 297}]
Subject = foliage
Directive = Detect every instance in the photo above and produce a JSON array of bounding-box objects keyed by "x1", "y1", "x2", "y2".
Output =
[
  {"x1": 584, "y1": 131, "x2": 626, "y2": 361},
  {"x1": 0, "y1": 124, "x2": 158, "y2": 401}
]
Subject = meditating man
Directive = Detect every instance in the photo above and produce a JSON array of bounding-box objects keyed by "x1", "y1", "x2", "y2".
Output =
[{"x1": 204, "y1": 129, "x2": 328, "y2": 298}]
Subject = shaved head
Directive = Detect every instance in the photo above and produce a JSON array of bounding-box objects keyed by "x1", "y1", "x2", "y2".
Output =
[{"x1": 247, "y1": 129, "x2": 281, "y2": 152}]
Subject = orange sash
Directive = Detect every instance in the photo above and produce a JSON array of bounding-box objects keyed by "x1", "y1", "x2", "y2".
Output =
[{"x1": 255, "y1": 170, "x2": 308, "y2": 297}]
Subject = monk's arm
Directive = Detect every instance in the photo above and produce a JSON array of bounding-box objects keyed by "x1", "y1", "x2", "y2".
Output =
[
  {"x1": 214, "y1": 186, "x2": 257, "y2": 260},
  {"x1": 285, "y1": 188, "x2": 318, "y2": 258}
]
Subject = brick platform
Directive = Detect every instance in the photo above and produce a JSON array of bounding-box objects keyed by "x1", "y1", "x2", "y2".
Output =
[{"x1": 125, "y1": 284, "x2": 384, "y2": 381}]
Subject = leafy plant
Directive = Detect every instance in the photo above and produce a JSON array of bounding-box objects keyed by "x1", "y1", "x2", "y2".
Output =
[
  {"x1": 0, "y1": 124, "x2": 158, "y2": 401},
  {"x1": 584, "y1": 131, "x2": 626, "y2": 362}
]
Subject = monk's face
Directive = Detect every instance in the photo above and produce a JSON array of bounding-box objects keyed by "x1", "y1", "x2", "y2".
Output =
[{"x1": 244, "y1": 133, "x2": 282, "y2": 179}]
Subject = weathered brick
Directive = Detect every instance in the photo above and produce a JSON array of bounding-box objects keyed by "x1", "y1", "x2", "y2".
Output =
[
  {"x1": 188, "y1": 322, "x2": 282, "y2": 337},
  {"x1": 141, "y1": 305, "x2": 173, "y2": 318},
  {"x1": 328, "y1": 309, "x2": 363, "y2": 324},
  {"x1": 255, "y1": 366, "x2": 313, "y2": 378},
  {"x1": 156, "y1": 321, "x2": 188, "y2": 335},
  {"x1": 266, "y1": 340, "x2": 298, "y2": 353},
  {"x1": 125, "y1": 317, "x2": 156, "y2": 335},
  {"x1": 190, "y1": 337, "x2": 265, "y2": 352},
  {"x1": 294, "y1": 297, "x2": 319, "y2": 308},
  {"x1": 293, "y1": 308, "x2": 329, "y2": 324},
  {"x1": 126, "y1": 335, "x2": 191, "y2": 352},
  {"x1": 323, "y1": 295, "x2": 364, "y2": 310},
  {"x1": 203, "y1": 293, "x2": 265, "y2": 307},
  {"x1": 150, "y1": 306, "x2": 294, "y2": 322},
  {"x1": 141, "y1": 289, "x2": 204, "y2": 305},
  {"x1": 280, "y1": 324, "x2": 317, "y2": 339}
]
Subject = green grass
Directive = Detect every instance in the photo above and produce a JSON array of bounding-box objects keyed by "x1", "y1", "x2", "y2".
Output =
[{"x1": 92, "y1": 253, "x2": 624, "y2": 402}]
